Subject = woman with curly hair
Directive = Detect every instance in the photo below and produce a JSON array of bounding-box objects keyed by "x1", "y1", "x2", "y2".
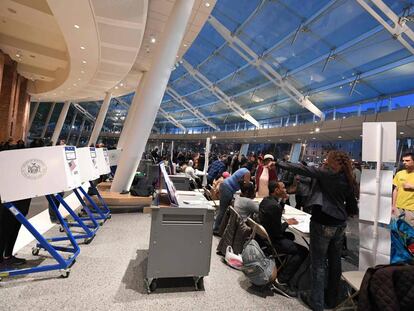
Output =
[{"x1": 276, "y1": 150, "x2": 358, "y2": 311}]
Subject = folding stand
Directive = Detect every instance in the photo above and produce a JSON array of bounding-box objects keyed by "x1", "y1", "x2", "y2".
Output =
[
  {"x1": 77, "y1": 181, "x2": 111, "y2": 221},
  {"x1": 0, "y1": 197, "x2": 79, "y2": 280}
]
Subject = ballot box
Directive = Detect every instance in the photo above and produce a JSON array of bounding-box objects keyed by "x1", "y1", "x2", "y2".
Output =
[
  {"x1": 96, "y1": 148, "x2": 110, "y2": 175},
  {"x1": 77, "y1": 147, "x2": 100, "y2": 183}
]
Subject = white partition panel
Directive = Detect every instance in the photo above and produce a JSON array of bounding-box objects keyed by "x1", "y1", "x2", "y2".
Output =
[
  {"x1": 77, "y1": 147, "x2": 100, "y2": 183},
  {"x1": 108, "y1": 149, "x2": 122, "y2": 166},
  {"x1": 0, "y1": 146, "x2": 81, "y2": 203},
  {"x1": 96, "y1": 147, "x2": 110, "y2": 175}
]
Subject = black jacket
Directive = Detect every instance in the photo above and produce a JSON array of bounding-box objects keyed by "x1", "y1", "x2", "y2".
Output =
[
  {"x1": 277, "y1": 162, "x2": 357, "y2": 223},
  {"x1": 259, "y1": 196, "x2": 287, "y2": 242}
]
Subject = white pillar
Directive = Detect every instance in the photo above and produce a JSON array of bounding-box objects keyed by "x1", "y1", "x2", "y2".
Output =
[
  {"x1": 41, "y1": 102, "x2": 56, "y2": 138},
  {"x1": 51, "y1": 101, "x2": 70, "y2": 145},
  {"x1": 170, "y1": 140, "x2": 174, "y2": 162},
  {"x1": 76, "y1": 118, "x2": 86, "y2": 146},
  {"x1": 28, "y1": 101, "x2": 40, "y2": 133},
  {"x1": 202, "y1": 137, "x2": 211, "y2": 186},
  {"x1": 111, "y1": 0, "x2": 195, "y2": 192},
  {"x1": 89, "y1": 92, "x2": 112, "y2": 146},
  {"x1": 66, "y1": 111, "x2": 78, "y2": 143},
  {"x1": 117, "y1": 74, "x2": 147, "y2": 149}
]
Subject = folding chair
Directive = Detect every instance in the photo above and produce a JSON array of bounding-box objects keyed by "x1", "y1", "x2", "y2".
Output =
[
  {"x1": 246, "y1": 217, "x2": 288, "y2": 268},
  {"x1": 334, "y1": 271, "x2": 365, "y2": 310}
]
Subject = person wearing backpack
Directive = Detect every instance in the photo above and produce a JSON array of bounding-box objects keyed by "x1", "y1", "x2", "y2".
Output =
[
  {"x1": 276, "y1": 150, "x2": 358, "y2": 311},
  {"x1": 259, "y1": 181, "x2": 308, "y2": 298}
]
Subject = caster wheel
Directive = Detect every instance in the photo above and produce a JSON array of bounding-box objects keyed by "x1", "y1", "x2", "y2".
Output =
[
  {"x1": 84, "y1": 237, "x2": 94, "y2": 245},
  {"x1": 59, "y1": 226, "x2": 64, "y2": 233},
  {"x1": 60, "y1": 269, "x2": 70, "y2": 278},
  {"x1": 32, "y1": 247, "x2": 40, "y2": 256},
  {"x1": 149, "y1": 280, "x2": 157, "y2": 292},
  {"x1": 195, "y1": 277, "x2": 204, "y2": 290},
  {"x1": 107, "y1": 215, "x2": 112, "y2": 219}
]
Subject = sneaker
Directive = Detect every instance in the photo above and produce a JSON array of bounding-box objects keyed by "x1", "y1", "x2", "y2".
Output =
[
  {"x1": 272, "y1": 279, "x2": 297, "y2": 298},
  {"x1": 3, "y1": 256, "x2": 26, "y2": 266}
]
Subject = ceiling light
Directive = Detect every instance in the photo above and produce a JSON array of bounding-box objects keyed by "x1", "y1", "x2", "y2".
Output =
[
  {"x1": 279, "y1": 139, "x2": 282, "y2": 141},
  {"x1": 315, "y1": 127, "x2": 320, "y2": 132},
  {"x1": 15, "y1": 52, "x2": 21, "y2": 58},
  {"x1": 338, "y1": 135, "x2": 342, "y2": 139},
  {"x1": 81, "y1": 70, "x2": 85, "y2": 74},
  {"x1": 74, "y1": 24, "x2": 80, "y2": 29},
  {"x1": 82, "y1": 60, "x2": 87, "y2": 64},
  {"x1": 73, "y1": 83, "x2": 77, "y2": 86},
  {"x1": 251, "y1": 94, "x2": 264, "y2": 103},
  {"x1": 183, "y1": 43, "x2": 187, "y2": 47},
  {"x1": 115, "y1": 86, "x2": 119, "y2": 89},
  {"x1": 80, "y1": 46, "x2": 85, "y2": 50},
  {"x1": 120, "y1": 83, "x2": 124, "y2": 87},
  {"x1": 312, "y1": 137, "x2": 316, "y2": 140},
  {"x1": 78, "y1": 78, "x2": 81, "y2": 81},
  {"x1": 150, "y1": 37, "x2": 156, "y2": 43},
  {"x1": 400, "y1": 131, "x2": 405, "y2": 135}
]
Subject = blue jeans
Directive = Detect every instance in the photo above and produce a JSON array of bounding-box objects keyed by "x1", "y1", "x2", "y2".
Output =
[
  {"x1": 310, "y1": 221, "x2": 346, "y2": 311},
  {"x1": 213, "y1": 183, "x2": 233, "y2": 232}
]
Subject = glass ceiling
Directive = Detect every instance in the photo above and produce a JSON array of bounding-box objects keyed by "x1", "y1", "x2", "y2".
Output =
[{"x1": 84, "y1": 0, "x2": 414, "y2": 133}]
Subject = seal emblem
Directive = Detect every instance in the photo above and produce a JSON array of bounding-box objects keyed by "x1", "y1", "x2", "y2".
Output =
[{"x1": 21, "y1": 159, "x2": 47, "y2": 180}]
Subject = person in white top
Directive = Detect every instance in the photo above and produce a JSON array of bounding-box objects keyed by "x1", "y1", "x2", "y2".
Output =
[
  {"x1": 185, "y1": 160, "x2": 200, "y2": 187},
  {"x1": 256, "y1": 154, "x2": 277, "y2": 198}
]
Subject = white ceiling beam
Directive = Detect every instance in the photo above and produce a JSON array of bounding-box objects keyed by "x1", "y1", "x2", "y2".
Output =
[
  {"x1": 180, "y1": 59, "x2": 259, "y2": 127},
  {"x1": 166, "y1": 87, "x2": 220, "y2": 130},
  {"x1": 208, "y1": 16, "x2": 325, "y2": 120},
  {"x1": 356, "y1": 0, "x2": 414, "y2": 55},
  {"x1": 159, "y1": 107, "x2": 187, "y2": 131},
  {"x1": 73, "y1": 103, "x2": 95, "y2": 122}
]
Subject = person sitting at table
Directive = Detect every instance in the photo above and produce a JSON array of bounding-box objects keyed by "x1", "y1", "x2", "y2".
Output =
[
  {"x1": 259, "y1": 180, "x2": 308, "y2": 298},
  {"x1": 234, "y1": 181, "x2": 258, "y2": 220}
]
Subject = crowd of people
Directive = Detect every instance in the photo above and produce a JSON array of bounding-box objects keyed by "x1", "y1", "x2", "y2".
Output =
[{"x1": 148, "y1": 146, "x2": 364, "y2": 310}]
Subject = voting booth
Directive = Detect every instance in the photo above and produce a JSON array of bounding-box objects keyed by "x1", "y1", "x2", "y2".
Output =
[
  {"x1": 77, "y1": 147, "x2": 100, "y2": 183},
  {"x1": 96, "y1": 148, "x2": 111, "y2": 175},
  {"x1": 108, "y1": 149, "x2": 122, "y2": 167},
  {"x1": 145, "y1": 163, "x2": 214, "y2": 293},
  {"x1": 0, "y1": 146, "x2": 83, "y2": 279}
]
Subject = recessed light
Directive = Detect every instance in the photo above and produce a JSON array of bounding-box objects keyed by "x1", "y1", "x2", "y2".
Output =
[
  {"x1": 16, "y1": 52, "x2": 21, "y2": 58},
  {"x1": 81, "y1": 70, "x2": 85, "y2": 74},
  {"x1": 80, "y1": 46, "x2": 85, "y2": 50},
  {"x1": 115, "y1": 86, "x2": 119, "y2": 89},
  {"x1": 78, "y1": 78, "x2": 81, "y2": 81},
  {"x1": 205, "y1": 2, "x2": 210, "y2": 7},
  {"x1": 73, "y1": 83, "x2": 77, "y2": 86},
  {"x1": 315, "y1": 127, "x2": 320, "y2": 132},
  {"x1": 183, "y1": 43, "x2": 187, "y2": 47},
  {"x1": 360, "y1": 134, "x2": 363, "y2": 137},
  {"x1": 400, "y1": 131, "x2": 405, "y2": 135},
  {"x1": 150, "y1": 37, "x2": 156, "y2": 43},
  {"x1": 338, "y1": 136, "x2": 342, "y2": 139},
  {"x1": 74, "y1": 24, "x2": 80, "y2": 29},
  {"x1": 342, "y1": 116, "x2": 346, "y2": 119},
  {"x1": 82, "y1": 60, "x2": 87, "y2": 64},
  {"x1": 312, "y1": 137, "x2": 316, "y2": 140},
  {"x1": 120, "y1": 83, "x2": 124, "y2": 87}
]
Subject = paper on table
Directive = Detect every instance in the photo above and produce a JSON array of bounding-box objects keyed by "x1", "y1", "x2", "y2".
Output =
[{"x1": 286, "y1": 214, "x2": 311, "y2": 234}]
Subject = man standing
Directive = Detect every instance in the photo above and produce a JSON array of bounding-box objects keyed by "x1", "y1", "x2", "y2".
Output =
[
  {"x1": 259, "y1": 181, "x2": 308, "y2": 297},
  {"x1": 207, "y1": 155, "x2": 226, "y2": 185},
  {"x1": 393, "y1": 152, "x2": 414, "y2": 226}
]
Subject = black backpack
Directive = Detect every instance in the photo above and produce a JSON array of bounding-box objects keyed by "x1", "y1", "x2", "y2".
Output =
[{"x1": 130, "y1": 177, "x2": 154, "y2": 197}]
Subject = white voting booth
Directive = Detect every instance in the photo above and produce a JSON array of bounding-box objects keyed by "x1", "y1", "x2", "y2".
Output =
[
  {"x1": 77, "y1": 147, "x2": 100, "y2": 183},
  {"x1": 0, "y1": 146, "x2": 84, "y2": 279},
  {"x1": 108, "y1": 149, "x2": 122, "y2": 166},
  {"x1": 0, "y1": 146, "x2": 81, "y2": 203},
  {"x1": 359, "y1": 122, "x2": 396, "y2": 270},
  {"x1": 96, "y1": 148, "x2": 111, "y2": 175}
]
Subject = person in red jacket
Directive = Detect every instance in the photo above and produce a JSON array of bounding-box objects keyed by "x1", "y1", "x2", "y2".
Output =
[{"x1": 256, "y1": 154, "x2": 277, "y2": 198}]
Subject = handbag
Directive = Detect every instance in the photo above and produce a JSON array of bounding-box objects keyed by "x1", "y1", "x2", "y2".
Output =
[{"x1": 389, "y1": 215, "x2": 414, "y2": 264}]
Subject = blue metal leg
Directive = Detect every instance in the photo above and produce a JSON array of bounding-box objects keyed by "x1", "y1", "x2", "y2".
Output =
[
  {"x1": 0, "y1": 201, "x2": 79, "y2": 279},
  {"x1": 72, "y1": 188, "x2": 100, "y2": 229}
]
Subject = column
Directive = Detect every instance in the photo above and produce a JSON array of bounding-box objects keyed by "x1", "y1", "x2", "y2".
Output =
[
  {"x1": 51, "y1": 101, "x2": 70, "y2": 145},
  {"x1": 111, "y1": 0, "x2": 195, "y2": 192},
  {"x1": 66, "y1": 110, "x2": 78, "y2": 143},
  {"x1": 117, "y1": 73, "x2": 147, "y2": 149},
  {"x1": 28, "y1": 101, "x2": 40, "y2": 133},
  {"x1": 88, "y1": 92, "x2": 112, "y2": 146},
  {"x1": 41, "y1": 102, "x2": 56, "y2": 138},
  {"x1": 75, "y1": 118, "x2": 86, "y2": 146}
]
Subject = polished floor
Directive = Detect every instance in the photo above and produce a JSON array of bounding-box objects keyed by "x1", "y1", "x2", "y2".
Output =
[{"x1": 1, "y1": 200, "x2": 358, "y2": 310}]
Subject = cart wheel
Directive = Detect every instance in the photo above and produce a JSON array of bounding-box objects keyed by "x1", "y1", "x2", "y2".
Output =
[
  {"x1": 60, "y1": 269, "x2": 70, "y2": 278},
  {"x1": 84, "y1": 236, "x2": 94, "y2": 245},
  {"x1": 195, "y1": 277, "x2": 204, "y2": 290},
  {"x1": 32, "y1": 247, "x2": 40, "y2": 256},
  {"x1": 59, "y1": 226, "x2": 65, "y2": 233},
  {"x1": 149, "y1": 280, "x2": 157, "y2": 292},
  {"x1": 107, "y1": 214, "x2": 112, "y2": 219}
]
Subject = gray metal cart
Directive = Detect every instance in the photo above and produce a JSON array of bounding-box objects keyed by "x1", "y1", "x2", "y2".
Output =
[{"x1": 145, "y1": 205, "x2": 214, "y2": 293}]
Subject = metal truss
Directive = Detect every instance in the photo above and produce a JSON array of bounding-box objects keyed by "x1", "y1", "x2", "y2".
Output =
[
  {"x1": 356, "y1": 0, "x2": 414, "y2": 55},
  {"x1": 208, "y1": 16, "x2": 325, "y2": 120},
  {"x1": 166, "y1": 87, "x2": 219, "y2": 130},
  {"x1": 159, "y1": 107, "x2": 186, "y2": 131},
  {"x1": 181, "y1": 59, "x2": 260, "y2": 127},
  {"x1": 73, "y1": 103, "x2": 95, "y2": 122}
]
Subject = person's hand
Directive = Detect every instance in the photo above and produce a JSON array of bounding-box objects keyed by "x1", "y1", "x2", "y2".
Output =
[
  {"x1": 392, "y1": 205, "x2": 398, "y2": 215},
  {"x1": 286, "y1": 218, "x2": 298, "y2": 225}
]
